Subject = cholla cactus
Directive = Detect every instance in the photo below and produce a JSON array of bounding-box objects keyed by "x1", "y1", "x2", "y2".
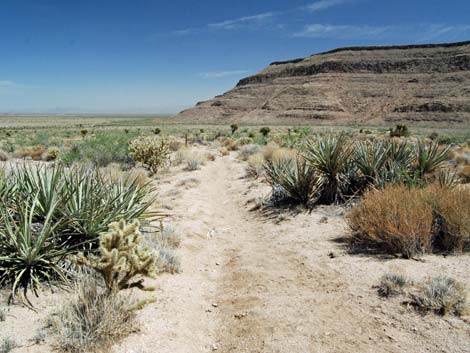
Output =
[
  {"x1": 77, "y1": 219, "x2": 156, "y2": 292},
  {"x1": 129, "y1": 136, "x2": 170, "y2": 175}
]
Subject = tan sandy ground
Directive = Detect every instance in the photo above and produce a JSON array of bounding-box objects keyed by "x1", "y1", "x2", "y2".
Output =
[{"x1": 3, "y1": 147, "x2": 470, "y2": 353}]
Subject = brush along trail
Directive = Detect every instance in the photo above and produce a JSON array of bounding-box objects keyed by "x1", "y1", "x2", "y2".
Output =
[{"x1": 115, "y1": 149, "x2": 470, "y2": 353}]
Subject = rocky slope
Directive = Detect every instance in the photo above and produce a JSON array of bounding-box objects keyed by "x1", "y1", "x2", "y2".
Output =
[{"x1": 177, "y1": 41, "x2": 470, "y2": 126}]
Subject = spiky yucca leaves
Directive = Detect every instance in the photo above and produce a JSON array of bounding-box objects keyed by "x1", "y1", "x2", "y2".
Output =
[
  {"x1": 415, "y1": 140, "x2": 451, "y2": 178},
  {"x1": 76, "y1": 219, "x2": 156, "y2": 292},
  {"x1": 304, "y1": 133, "x2": 353, "y2": 204},
  {"x1": 0, "y1": 199, "x2": 69, "y2": 304},
  {"x1": 264, "y1": 155, "x2": 319, "y2": 207},
  {"x1": 60, "y1": 167, "x2": 158, "y2": 249},
  {"x1": 354, "y1": 140, "x2": 389, "y2": 186},
  {"x1": 9, "y1": 164, "x2": 68, "y2": 219}
]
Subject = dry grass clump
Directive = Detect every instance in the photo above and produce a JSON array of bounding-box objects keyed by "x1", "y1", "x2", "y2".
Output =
[
  {"x1": 219, "y1": 147, "x2": 230, "y2": 156},
  {"x1": 222, "y1": 137, "x2": 238, "y2": 151},
  {"x1": 0, "y1": 337, "x2": 16, "y2": 353},
  {"x1": 271, "y1": 148, "x2": 297, "y2": 164},
  {"x1": 348, "y1": 185, "x2": 434, "y2": 258},
  {"x1": 262, "y1": 142, "x2": 280, "y2": 161},
  {"x1": 245, "y1": 153, "x2": 264, "y2": 178},
  {"x1": 377, "y1": 273, "x2": 409, "y2": 297},
  {"x1": 169, "y1": 139, "x2": 182, "y2": 152},
  {"x1": 458, "y1": 165, "x2": 470, "y2": 183},
  {"x1": 411, "y1": 276, "x2": 467, "y2": 316},
  {"x1": 51, "y1": 275, "x2": 136, "y2": 353},
  {"x1": 15, "y1": 146, "x2": 47, "y2": 160},
  {"x1": 0, "y1": 150, "x2": 9, "y2": 162},
  {"x1": 185, "y1": 152, "x2": 206, "y2": 171},
  {"x1": 238, "y1": 144, "x2": 261, "y2": 161}
]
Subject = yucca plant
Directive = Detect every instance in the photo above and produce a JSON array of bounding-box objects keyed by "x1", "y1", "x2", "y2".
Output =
[
  {"x1": 60, "y1": 167, "x2": 158, "y2": 249},
  {"x1": 0, "y1": 198, "x2": 70, "y2": 305},
  {"x1": 415, "y1": 140, "x2": 451, "y2": 178},
  {"x1": 354, "y1": 140, "x2": 389, "y2": 186},
  {"x1": 264, "y1": 156, "x2": 319, "y2": 207},
  {"x1": 304, "y1": 133, "x2": 353, "y2": 204},
  {"x1": 9, "y1": 164, "x2": 68, "y2": 220}
]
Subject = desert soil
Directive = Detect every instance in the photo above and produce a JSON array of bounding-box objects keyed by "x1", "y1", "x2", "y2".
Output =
[{"x1": 4, "y1": 149, "x2": 470, "y2": 353}]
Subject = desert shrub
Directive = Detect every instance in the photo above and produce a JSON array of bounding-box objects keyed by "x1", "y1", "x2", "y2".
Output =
[
  {"x1": 51, "y1": 275, "x2": 136, "y2": 353},
  {"x1": 153, "y1": 128, "x2": 161, "y2": 135},
  {"x1": 43, "y1": 147, "x2": 60, "y2": 161},
  {"x1": 158, "y1": 223, "x2": 181, "y2": 248},
  {"x1": 428, "y1": 186, "x2": 470, "y2": 252},
  {"x1": 377, "y1": 273, "x2": 409, "y2": 297},
  {"x1": 76, "y1": 219, "x2": 156, "y2": 292},
  {"x1": 411, "y1": 276, "x2": 467, "y2": 316},
  {"x1": 304, "y1": 133, "x2": 353, "y2": 204},
  {"x1": 0, "y1": 150, "x2": 9, "y2": 162},
  {"x1": 230, "y1": 124, "x2": 238, "y2": 135},
  {"x1": 262, "y1": 142, "x2": 280, "y2": 161},
  {"x1": 129, "y1": 136, "x2": 170, "y2": 175},
  {"x1": 457, "y1": 165, "x2": 470, "y2": 183},
  {"x1": 259, "y1": 127, "x2": 270, "y2": 137},
  {"x1": 222, "y1": 138, "x2": 238, "y2": 151},
  {"x1": 347, "y1": 185, "x2": 434, "y2": 258},
  {"x1": 238, "y1": 144, "x2": 261, "y2": 161},
  {"x1": 389, "y1": 124, "x2": 410, "y2": 137},
  {"x1": 246, "y1": 153, "x2": 264, "y2": 178},
  {"x1": 62, "y1": 131, "x2": 134, "y2": 167},
  {"x1": 237, "y1": 137, "x2": 253, "y2": 146},
  {"x1": 169, "y1": 139, "x2": 182, "y2": 152},
  {"x1": 16, "y1": 145, "x2": 47, "y2": 160},
  {"x1": 185, "y1": 152, "x2": 205, "y2": 171},
  {"x1": 264, "y1": 155, "x2": 319, "y2": 207},
  {"x1": 0, "y1": 337, "x2": 16, "y2": 353},
  {"x1": 271, "y1": 148, "x2": 297, "y2": 164},
  {"x1": 155, "y1": 247, "x2": 181, "y2": 274}
]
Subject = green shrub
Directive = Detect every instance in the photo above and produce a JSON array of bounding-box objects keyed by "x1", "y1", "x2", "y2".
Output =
[
  {"x1": 259, "y1": 127, "x2": 270, "y2": 137},
  {"x1": 62, "y1": 131, "x2": 135, "y2": 167},
  {"x1": 129, "y1": 136, "x2": 170, "y2": 175},
  {"x1": 230, "y1": 124, "x2": 238, "y2": 135},
  {"x1": 389, "y1": 124, "x2": 410, "y2": 137}
]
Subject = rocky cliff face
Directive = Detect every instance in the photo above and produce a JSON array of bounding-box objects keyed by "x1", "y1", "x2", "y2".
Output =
[{"x1": 177, "y1": 41, "x2": 470, "y2": 126}]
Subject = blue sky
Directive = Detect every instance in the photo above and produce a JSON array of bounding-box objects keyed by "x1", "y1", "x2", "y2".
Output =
[{"x1": 0, "y1": 0, "x2": 469, "y2": 114}]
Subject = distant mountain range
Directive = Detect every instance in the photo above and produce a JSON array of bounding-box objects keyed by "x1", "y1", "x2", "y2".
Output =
[{"x1": 177, "y1": 40, "x2": 470, "y2": 126}]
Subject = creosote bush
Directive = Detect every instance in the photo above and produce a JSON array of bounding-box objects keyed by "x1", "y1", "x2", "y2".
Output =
[{"x1": 129, "y1": 136, "x2": 170, "y2": 175}]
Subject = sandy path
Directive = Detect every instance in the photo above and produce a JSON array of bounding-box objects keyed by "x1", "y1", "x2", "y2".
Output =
[{"x1": 115, "y1": 151, "x2": 470, "y2": 353}]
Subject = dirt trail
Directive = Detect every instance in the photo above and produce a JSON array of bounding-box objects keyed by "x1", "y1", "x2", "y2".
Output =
[{"x1": 116, "y1": 152, "x2": 470, "y2": 353}]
